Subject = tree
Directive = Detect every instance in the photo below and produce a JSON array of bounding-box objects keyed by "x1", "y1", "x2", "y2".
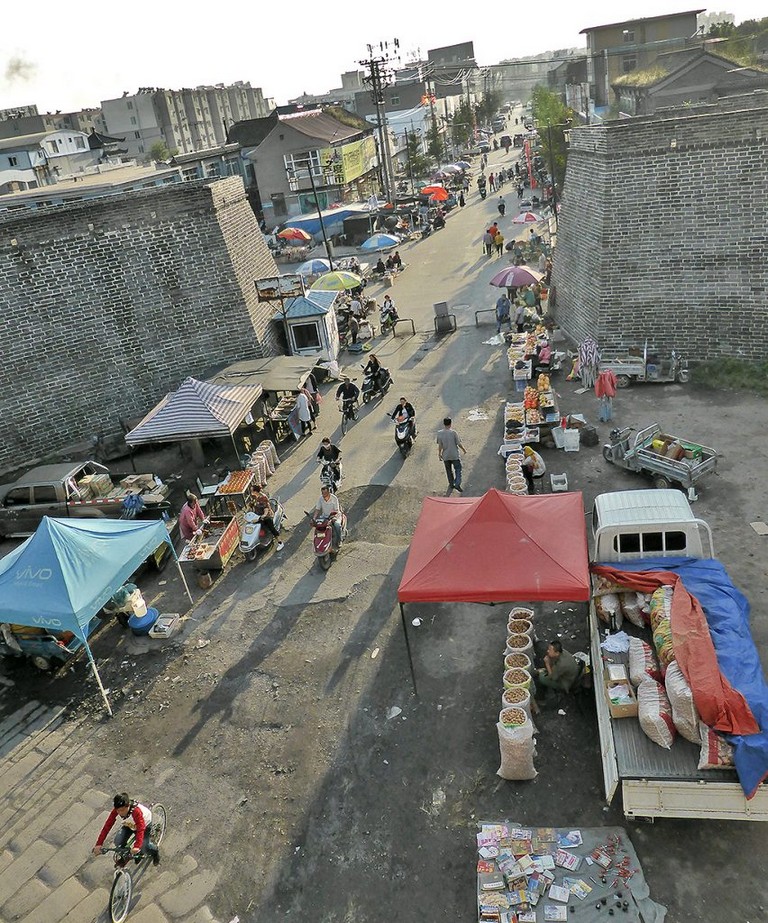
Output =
[
  {"x1": 149, "y1": 141, "x2": 172, "y2": 162},
  {"x1": 425, "y1": 124, "x2": 446, "y2": 165},
  {"x1": 530, "y1": 86, "x2": 574, "y2": 189},
  {"x1": 474, "y1": 89, "x2": 502, "y2": 126},
  {"x1": 450, "y1": 99, "x2": 475, "y2": 149},
  {"x1": 405, "y1": 130, "x2": 431, "y2": 179}
]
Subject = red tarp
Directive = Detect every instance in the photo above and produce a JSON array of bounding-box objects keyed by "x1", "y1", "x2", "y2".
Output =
[
  {"x1": 397, "y1": 489, "x2": 591, "y2": 604},
  {"x1": 591, "y1": 565, "x2": 759, "y2": 736}
]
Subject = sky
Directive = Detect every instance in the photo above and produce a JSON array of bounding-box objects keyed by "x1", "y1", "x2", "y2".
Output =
[{"x1": 0, "y1": 2, "x2": 765, "y2": 114}]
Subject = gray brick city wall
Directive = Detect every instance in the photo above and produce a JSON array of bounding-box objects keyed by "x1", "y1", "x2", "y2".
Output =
[
  {"x1": 0, "y1": 176, "x2": 280, "y2": 471},
  {"x1": 551, "y1": 92, "x2": 768, "y2": 360}
]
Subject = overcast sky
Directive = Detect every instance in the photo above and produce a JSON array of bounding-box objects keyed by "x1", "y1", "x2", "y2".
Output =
[{"x1": 0, "y1": 2, "x2": 764, "y2": 113}]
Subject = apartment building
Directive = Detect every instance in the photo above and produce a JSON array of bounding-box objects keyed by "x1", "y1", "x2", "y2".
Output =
[{"x1": 101, "y1": 83, "x2": 272, "y2": 160}]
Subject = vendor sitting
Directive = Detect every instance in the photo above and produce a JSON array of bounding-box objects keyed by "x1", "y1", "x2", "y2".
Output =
[
  {"x1": 385, "y1": 255, "x2": 395, "y2": 271},
  {"x1": 179, "y1": 492, "x2": 205, "y2": 542},
  {"x1": 392, "y1": 250, "x2": 403, "y2": 270},
  {"x1": 531, "y1": 341, "x2": 552, "y2": 373},
  {"x1": 247, "y1": 485, "x2": 283, "y2": 550},
  {"x1": 375, "y1": 258, "x2": 387, "y2": 276},
  {"x1": 535, "y1": 640, "x2": 581, "y2": 699}
]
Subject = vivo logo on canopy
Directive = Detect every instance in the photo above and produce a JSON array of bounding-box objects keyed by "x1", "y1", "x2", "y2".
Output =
[
  {"x1": 16, "y1": 566, "x2": 53, "y2": 581},
  {"x1": 33, "y1": 615, "x2": 63, "y2": 628}
]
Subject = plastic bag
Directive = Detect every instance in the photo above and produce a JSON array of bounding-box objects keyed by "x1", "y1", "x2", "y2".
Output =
[
  {"x1": 595, "y1": 593, "x2": 622, "y2": 629},
  {"x1": 497, "y1": 719, "x2": 537, "y2": 780},
  {"x1": 664, "y1": 662, "x2": 701, "y2": 743},
  {"x1": 698, "y1": 723, "x2": 735, "y2": 770},
  {"x1": 650, "y1": 586, "x2": 675, "y2": 671},
  {"x1": 620, "y1": 592, "x2": 648, "y2": 628}
]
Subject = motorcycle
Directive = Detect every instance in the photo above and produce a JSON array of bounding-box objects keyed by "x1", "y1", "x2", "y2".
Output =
[
  {"x1": 479, "y1": 186, "x2": 487, "y2": 201},
  {"x1": 319, "y1": 459, "x2": 342, "y2": 492},
  {"x1": 360, "y1": 364, "x2": 393, "y2": 403},
  {"x1": 306, "y1": 509, "x2": 348, "y2": 570},
  {"x1": 239, "y1": 497, "x2": 285, "y2": 562},
  {"x1": 393, "y1": 416, "x2": 415, "y2": 458}
]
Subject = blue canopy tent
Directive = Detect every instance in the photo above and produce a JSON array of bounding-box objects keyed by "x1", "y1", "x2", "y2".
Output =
[{"x1": 0, "y1": 518, "x2": 193, "y2": 715}]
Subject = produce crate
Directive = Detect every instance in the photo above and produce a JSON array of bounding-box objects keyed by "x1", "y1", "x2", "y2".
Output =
[
  {"x1": 563, "y1": 429, "x2": 580, "y2": 452},
  {"x1": 605, "y1": 679, "x2": 638, "y2": 718}
]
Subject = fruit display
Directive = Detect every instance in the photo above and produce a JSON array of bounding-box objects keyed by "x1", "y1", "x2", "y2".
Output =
[
  {"x1": 525, "y1": 408, "x2": 542, "y2": 425},
  {"x1": 523, "y1": 386, "x2": 539, "y2": 409},
  {"x1": 539, "y1": 391, "x2": 555, "y2": 410},
  {"x1": 216, "y1": 470, "x2": 253, "y2": 495},
  {"x1": 504, "y1": 402, "x2": 525, "y2": 423},
  {"x1": 536, "y1": 373, "x2": 551, "y2": 392}
]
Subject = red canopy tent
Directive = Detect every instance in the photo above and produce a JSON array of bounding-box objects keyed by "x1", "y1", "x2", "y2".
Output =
[{"x1": 397, "y1": 489, "x2": 591, "y2": 692}]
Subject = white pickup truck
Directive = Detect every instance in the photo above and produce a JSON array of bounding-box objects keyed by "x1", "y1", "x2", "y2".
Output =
[{"x1": 590, "y1": 489, "x2": 768, "y2": 821}]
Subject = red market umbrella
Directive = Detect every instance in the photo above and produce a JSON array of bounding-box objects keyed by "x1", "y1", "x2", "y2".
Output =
[
  {"x1": 421, "y1": 185, "x2": 448, "y2": 200},
  {"x1": 489, "y1": 265, "x2": 543, "y2": 288},
  {"x1": 512, "y1": 212, "x2": 542, "y2": 224},
  {"x1": 277, "y1": 227, "x2": 312, "y2": 241}
]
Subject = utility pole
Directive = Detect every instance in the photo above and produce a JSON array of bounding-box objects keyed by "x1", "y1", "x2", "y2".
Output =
[
  {"x1": 425, "y1": 72, "x2": 440, "y2": 169},
  {"x1": 404, "y1": 126, "x2": 417, "y2": 197},
  {"x1": 360, "y1": 40, "x2": 399, "y2": 205}
]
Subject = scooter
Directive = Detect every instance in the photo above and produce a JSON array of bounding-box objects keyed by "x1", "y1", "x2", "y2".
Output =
[
  {"x1": 239, "y1": 497, "x2": 285, "y2": 562},
  {"x1": 319, "y1": 459, "x2": 342, "y2": 492},
  {"x1": 479, "y1": 187, "x2": 487, "y2": 200},
  {"x1": 380, "y1": 307, "x2": 399, "y2": 335},
  {"x1": 360, "y1": 364, "x2": 393, "y2": 403},
  {"x1": 306, "y1": 509, "x2": 348, "y2": 570},
  {"x1": 393, "y1": 416, "x2": 415, "y2": 458}
]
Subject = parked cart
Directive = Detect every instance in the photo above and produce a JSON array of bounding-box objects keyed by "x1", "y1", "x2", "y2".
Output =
[
  {"x1": 600, "y1": 343, "x2": 689, "y2": 388},
  {"x1": 602, "y1": 423, "x2": 717, "y2": 498}
]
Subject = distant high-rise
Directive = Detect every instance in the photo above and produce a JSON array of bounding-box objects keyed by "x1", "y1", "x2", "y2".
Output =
[{"x1": 101, "y1": 83, "x2": 271, "y2": 160}]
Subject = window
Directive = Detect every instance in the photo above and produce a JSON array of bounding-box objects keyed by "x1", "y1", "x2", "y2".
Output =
[
  {"x1": 8, "y1": 156, "x2": 17, "y2": 167},
  {"x1": 130, "y1": 116, "x2": 137, "y2": 125},
  {"x1": 127, "y1": 100, "x2": 134, "y2": 109},
  {"x1": 33, "y1": 486, "x2": 58, "y2": 504},
  {"x1": 74, "y1": 137, "x2": 85, "y2": 149},
  {"x1": 47, "y1": 140, "x2": 60, "y2": 154},
  {"x1": 292, "y1": 322, "x2": 321, "y2": 351},
  {"x1": 4, "y1": 487, "x2": 30, "y2": 507},
  {"x1": 390, "y1": 95, "x2": 400, "y2": 105},
  {"x1": 622, "y1": 56, "x2": 637, "y2": 74},
  {"x1": 138, "y1": 144, "x2": 145, "y2": 153},
  {"x1": 134, "y1": 131, "x2": 141, "y2": 139},
  {"x1": 622, "y1": 30, "x2": 635, "y2": 43}
]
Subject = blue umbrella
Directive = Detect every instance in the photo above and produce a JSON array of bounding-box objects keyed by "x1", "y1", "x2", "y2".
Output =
[
  {"x1": 298, "y1": 258, "x2": 331, "y2": 276},
  {"x1": 455, "y1": 160, "x2": 471, "y2": 169},
  {"x1": 360, "y1": 233, "x2": 399, "y2": 251}
]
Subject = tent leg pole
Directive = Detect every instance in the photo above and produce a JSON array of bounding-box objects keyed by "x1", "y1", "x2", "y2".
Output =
[
  {"x1": 178, "y1": 560, "x2": 194, "y2": 605},
  {"x1": 400, "y1": 603, "x2": 418, "y2": 697},
  {"x1": 85, "y1": 643, "x2": 113, "y2": 717}
]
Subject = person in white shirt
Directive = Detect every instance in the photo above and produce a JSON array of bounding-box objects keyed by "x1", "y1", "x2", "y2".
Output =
[{"x1": 312, "y1": 485, "x2": 342, "y2": 549}]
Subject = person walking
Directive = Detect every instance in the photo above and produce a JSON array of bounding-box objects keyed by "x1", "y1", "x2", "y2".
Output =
[
  {"x1": 489, "y1": 172, "x2": 496, "y2": 192},
  {"x1": 436, "y1": 417, "x2": 467, "y2": 493},
  {"x1": 498, "y1": 196, "x2": 506, "y2": 217},
  {"x1": 514, "y1": 301, "x2": 526, "y2": 333},
  {"x1": 458, "y1": 190, "x2": 465, "y2": 208},
  {"x1": 494, "y1": 229, "x2": 505, "y2": 257},
  {"x1": 495, "y1": 293, "x2": 512, "y2": 334},
  {"x1": 482, "y1": 229, "x2": 493, "y2": 257},
  {"x1": 296, "y1": 389, "x2": 313, "y2": 436}
]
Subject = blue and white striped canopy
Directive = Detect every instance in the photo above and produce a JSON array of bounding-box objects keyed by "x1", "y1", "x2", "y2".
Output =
[{"x1": 125, "y1": 377, "x2": 263, "y2": 445}]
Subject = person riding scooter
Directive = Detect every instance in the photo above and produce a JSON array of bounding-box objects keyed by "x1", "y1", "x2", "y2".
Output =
[
  {"x1": 312, "y1": 485, "x2": 343, "y2": 552},
  {"x1": 364, "y1": 353, "x2": 385, "y2": 391},
  {"x1": 316, "y1": 437, "x2": 342, "y2": 490},
  {"x1": 380, "y1": 296, "x2": 399, "y2": 333},
  {"x1": 390, "y1": 397, "x2": 417, "y2": 439}
]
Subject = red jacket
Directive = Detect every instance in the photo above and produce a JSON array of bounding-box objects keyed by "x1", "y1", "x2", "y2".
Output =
[
  {"x1": 95, "y1": 804, "x2": 148, "y2": 849},
  {"x1": 595, "y1": 370, "x2": 617, "y2": 398}
]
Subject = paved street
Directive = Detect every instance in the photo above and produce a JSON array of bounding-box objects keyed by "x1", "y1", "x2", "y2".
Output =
[{"x1": 2, "y1": 140, "x2": 768, "y2": 923}]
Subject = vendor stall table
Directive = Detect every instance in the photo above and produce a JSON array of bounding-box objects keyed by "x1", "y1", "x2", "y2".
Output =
[
  {"x1": 268, "y1": 395, "x2": 301, "y2": 442},
  {"x1": 178, "y1": 516, "x2": 240, "y2": 571},
  {"x1": 208, "y1": 469, "x2": 256, "y2": 516}
]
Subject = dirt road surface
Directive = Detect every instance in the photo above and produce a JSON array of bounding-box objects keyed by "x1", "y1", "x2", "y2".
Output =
[{"x1": 2, "y1": 145, "x2": 768, "y2": 923}]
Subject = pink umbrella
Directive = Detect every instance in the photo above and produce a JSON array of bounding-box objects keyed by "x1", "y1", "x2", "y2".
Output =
[
  {"x1": 512, "y1": 212, "x2": 542, "y2": 224},
  {"x1": 489, "y1": 265, "x2": 543, "y2": 288}
]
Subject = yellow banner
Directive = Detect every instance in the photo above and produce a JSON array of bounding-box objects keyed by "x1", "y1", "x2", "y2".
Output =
[{"x1": 321, "y1": 136, "x2": 376, "y2": 184}]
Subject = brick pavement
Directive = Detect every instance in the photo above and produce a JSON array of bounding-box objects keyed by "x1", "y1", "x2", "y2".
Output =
[{"x1": 0, "y1": 695, "x2": 222, "y2": 923}]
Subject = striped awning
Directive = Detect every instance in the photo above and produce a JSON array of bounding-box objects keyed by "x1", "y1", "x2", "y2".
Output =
[{"x1": 125, "y1": 377, "x2": 263, "y2": 446}]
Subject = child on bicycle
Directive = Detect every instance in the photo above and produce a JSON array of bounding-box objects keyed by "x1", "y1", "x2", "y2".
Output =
[{"x1": 92, "y1": 793, "x2": 160, "y2": 866}]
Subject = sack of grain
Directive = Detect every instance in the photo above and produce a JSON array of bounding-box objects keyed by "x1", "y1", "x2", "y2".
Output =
[
  {"x1": 497, "y1": 716, "x2": 537, "y2": 780},
  {"x1": 505, "y1": 633, "x2": 533, "y2": 657},
  {"x1": 628, "y1": 637, "x2": 662, "y2": 687},
  {"x1": 638, "y1": 679, "x2": 676, "y2": 749},
  {"x1": 664, "y1": 662, "x2": 701, "y2": 743}
]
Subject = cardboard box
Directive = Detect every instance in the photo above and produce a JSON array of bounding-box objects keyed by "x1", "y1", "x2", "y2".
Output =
[
  {"x1": 605, "y1": 679, "x2": 638, "y2": 718},
  {"x1": 607, "y1": 663, "x2": 629, "y2": 683}
]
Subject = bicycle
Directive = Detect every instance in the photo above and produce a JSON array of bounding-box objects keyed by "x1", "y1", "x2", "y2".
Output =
[
  {"x1": 100, "y1": 804, "x2": 167, "y2": 923},
  {"x1": 339, "y1": 398, "x2": 359, "y2": 436}
]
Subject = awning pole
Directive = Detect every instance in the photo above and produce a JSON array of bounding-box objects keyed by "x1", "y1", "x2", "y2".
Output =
[
  {"x1": 84, "y1": 641, "x2": 113, "y2": 717},
  {"x1": 166, "y1": 537, "x2": 194, "y2": 605},
  {"x1": 400, "y1": 603, "x2": 418, "y2": 697}
]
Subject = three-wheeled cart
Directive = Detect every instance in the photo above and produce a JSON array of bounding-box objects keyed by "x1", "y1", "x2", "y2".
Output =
[
  {"x1": 600, "y1": 343, "x2": 689, "y2": 389},
  {"x1": 603, "y1": 423, "x2": 717, "y2": 498}
]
